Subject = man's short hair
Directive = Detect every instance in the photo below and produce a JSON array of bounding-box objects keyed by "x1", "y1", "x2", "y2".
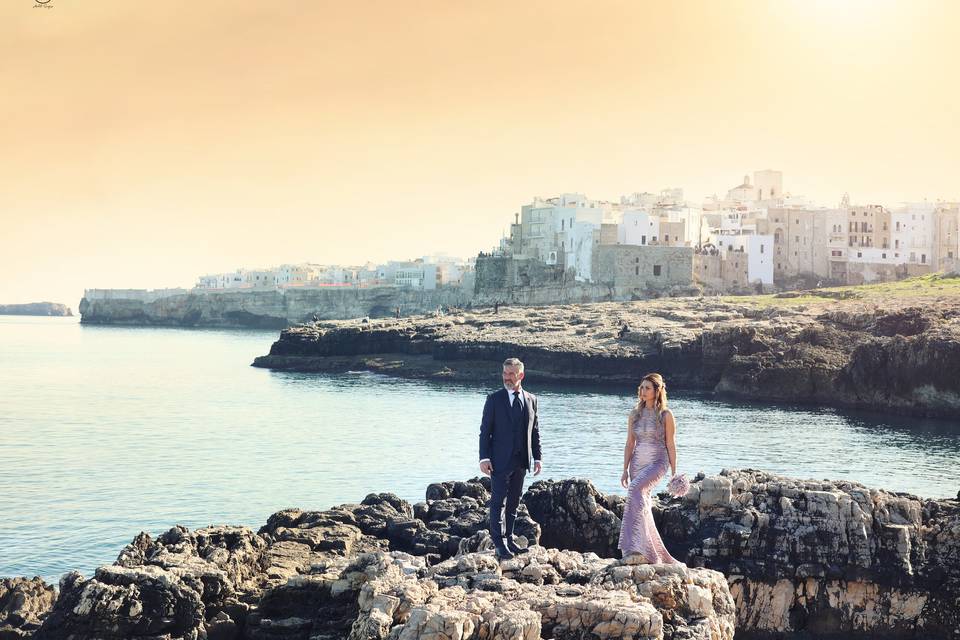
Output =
[{"x1": 503, "y1": 357, "x2": 524, "y2": 372}]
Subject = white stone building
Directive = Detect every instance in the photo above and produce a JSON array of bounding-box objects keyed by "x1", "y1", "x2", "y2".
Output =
[
  {"x1": 891, "y1": 202, "x2": 936, "y2": 266},
  {"x1": 568, "y1": 221, "x2": 597, "y2": 281},
  {"x1": 618, "y1": 210, "x2": 660, "y2": 246},
  {"x1": 519, "y1": 193, "x2": 614, "y2": 265},
  {"x1": 715, "y1": 233, "x2": 775, "y2": 285},
  {"x1": 275, "y1": 264, "x2": 316, "y2": 287}
]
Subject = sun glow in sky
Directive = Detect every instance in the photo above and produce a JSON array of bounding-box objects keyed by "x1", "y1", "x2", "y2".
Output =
[{"x1": 1, "y1": 0, "x2": 958, "y2": 307}]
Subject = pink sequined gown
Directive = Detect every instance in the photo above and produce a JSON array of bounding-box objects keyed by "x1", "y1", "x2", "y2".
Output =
[{"x1": 617, "y1": 406, "x2": 680, "y2": 564}]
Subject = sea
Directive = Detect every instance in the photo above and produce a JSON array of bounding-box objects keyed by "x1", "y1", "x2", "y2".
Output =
[{"x1": 1, "y1": 315, "x2": 958, "y2": 582}]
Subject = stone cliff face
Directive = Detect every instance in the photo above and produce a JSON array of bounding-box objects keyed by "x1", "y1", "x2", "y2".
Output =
[
  {"x1": 0, "y1": 303, "x2": 71, "y2": 317},
  {"x1": 254, "y1": 296, "x2": 960, "y2": 418},
  {"x1": 8, "y1": 471, "x2": 958, "y2": 639},
  {"x1": 79, "y1": 288, "x2": 472, "y2": 329},
  {"x1": 685, "y1": 470, "x2": 960, "y2": 639},
  {"x1": 523, "y1": 473, "x2": 960, "y2": 639}
]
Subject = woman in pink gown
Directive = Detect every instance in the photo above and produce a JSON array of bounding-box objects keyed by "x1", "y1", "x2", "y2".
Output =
[{"x1": 618, "y1": 372, "x2": 682, "y2": 564}]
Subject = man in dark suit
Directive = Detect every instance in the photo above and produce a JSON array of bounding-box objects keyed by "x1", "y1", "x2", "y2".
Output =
[{"x1": 479, "y1": 357, "x2": 542, "y2": 560}]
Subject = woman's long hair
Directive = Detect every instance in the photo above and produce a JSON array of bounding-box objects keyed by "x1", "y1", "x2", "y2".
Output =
[{"x1": 633, "y1": 372, "x2": 668, "y2": 420}]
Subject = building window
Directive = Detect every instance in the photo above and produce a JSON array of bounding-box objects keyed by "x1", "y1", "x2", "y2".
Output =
[
  {"x1": 653, "y1": 265, "x2": 662, "y2": 276},
  {"x1": 760, "y1": 244, "x2": 765, "y2": 254},
  {"x1": 641, "y1": 235, "x2": 646, "y2": 245},
  {"x1": 635, "y1": 257, "x2": 640, "y2": 263},
  {"x1": 921, "y1": 254, "x2": 926, "y2": 264},
  {"x1": 635, "y1": 266, "x2": 639, "y2": 275},
  {"x1": 857, "y1": 252, "x2": 862, "y2": 258}
]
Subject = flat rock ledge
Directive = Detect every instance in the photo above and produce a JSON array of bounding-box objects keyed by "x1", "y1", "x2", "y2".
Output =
[
  {"x1": 5, "y1": 471, "x2": 958, "y2": 640},
  {"x1": 253, "y1": 294, "x2": 960, "y2": 418}
]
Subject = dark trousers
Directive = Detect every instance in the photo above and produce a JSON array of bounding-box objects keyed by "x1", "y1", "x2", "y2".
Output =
[{"x1": 489, "y1": 456, "x2": 527, "y2": 546}]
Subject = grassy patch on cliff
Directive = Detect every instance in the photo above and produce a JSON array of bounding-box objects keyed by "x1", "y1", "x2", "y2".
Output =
[{"x1": 723, "y1": 271, "x2": 960, "y2": 308}]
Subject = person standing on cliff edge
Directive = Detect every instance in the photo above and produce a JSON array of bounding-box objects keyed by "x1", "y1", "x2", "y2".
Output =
[{"x1": 479, "y1": 357, "x2": 542, "y2": 560}]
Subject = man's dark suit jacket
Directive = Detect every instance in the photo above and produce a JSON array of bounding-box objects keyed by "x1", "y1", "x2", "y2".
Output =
[{"x1": 479, "y1": 388, "x2": 541, "y2": 473}]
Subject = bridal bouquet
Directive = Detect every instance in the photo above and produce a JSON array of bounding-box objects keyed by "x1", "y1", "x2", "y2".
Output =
[{"x1": 666, "y1": 473, "x2": 690, "y2": 498}]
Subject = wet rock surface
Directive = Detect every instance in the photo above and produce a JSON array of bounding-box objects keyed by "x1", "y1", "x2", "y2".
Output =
[
  {"x1": 11, "y1": 471, "x2": 959, "y2": 639},
  {"x1": 253, "y1": 290, "x2": 960, "y2": 418}
]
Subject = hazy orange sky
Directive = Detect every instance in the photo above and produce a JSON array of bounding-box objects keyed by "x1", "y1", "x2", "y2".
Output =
[{"x1": 2, "y1": 0, "x2": 958, "y2": 307}]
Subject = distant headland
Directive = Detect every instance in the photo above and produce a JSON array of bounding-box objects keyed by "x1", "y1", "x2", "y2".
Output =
[{"x1": 0, "y1": 302, "x2": 72, "y2": 317}]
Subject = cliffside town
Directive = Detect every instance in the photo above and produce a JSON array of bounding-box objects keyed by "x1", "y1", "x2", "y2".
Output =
[
  {"x1": 79, "y1": 171, "x2": 960, "y2": 326},
  {"x1": 480, "y1": 172, "x2": 959, "y2": 300}
]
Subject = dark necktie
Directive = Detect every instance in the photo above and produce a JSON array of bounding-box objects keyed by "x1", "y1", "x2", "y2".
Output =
[{"x1": 512, "y1": 392, "x2": 523, "y2": 418}]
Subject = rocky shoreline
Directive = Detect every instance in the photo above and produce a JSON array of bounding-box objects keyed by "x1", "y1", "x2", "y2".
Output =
[
  {"x1": 78, "y1": 288, "x2": 471, "y2": 329},
  {"x1": 3, "y1": 470, "x2": 958, "y2": 639},
  {"x1": 252, "y1": 283, "x2": 960, "y2": 418}
]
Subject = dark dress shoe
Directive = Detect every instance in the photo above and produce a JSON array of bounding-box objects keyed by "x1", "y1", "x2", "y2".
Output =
[
  {"x1": 506, "y1": 537, "x2": 529, "y2": 554},
  {"x1": 494, "y1": 545, "x2": 515, "y2": 560}
]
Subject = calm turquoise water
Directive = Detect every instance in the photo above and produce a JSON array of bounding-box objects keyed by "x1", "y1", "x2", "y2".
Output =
[{"x1": 1, "y1": 316, "x2": 959, "y2": 582}]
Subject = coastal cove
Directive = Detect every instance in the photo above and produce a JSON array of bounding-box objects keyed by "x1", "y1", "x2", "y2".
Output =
[{"x1": 2, "y1": 316, "x2": 960, "y2": 585}]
